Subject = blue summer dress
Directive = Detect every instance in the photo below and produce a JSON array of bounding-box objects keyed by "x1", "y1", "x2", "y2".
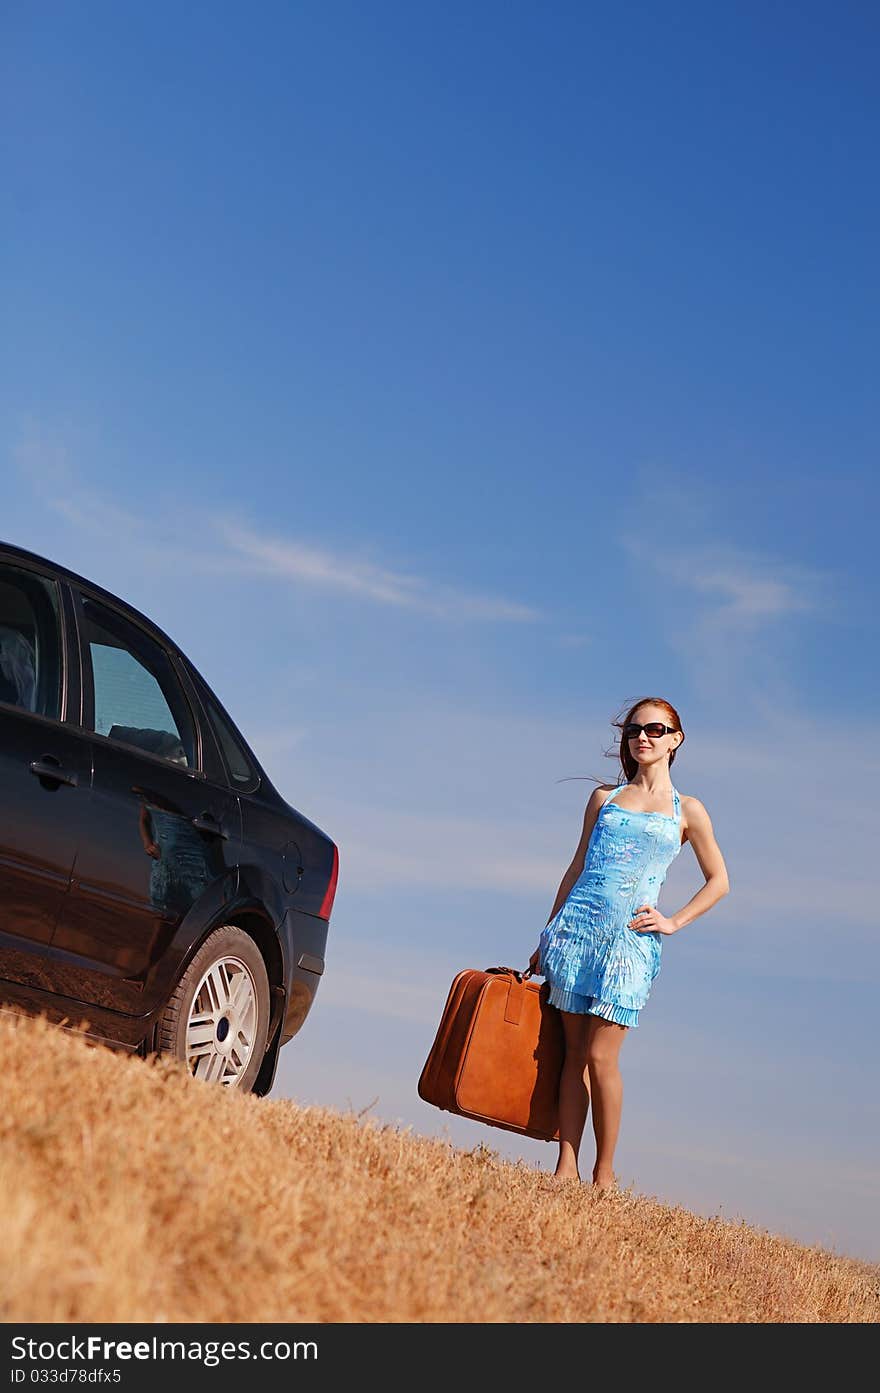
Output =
[{"x1": 537, "y1": 783, "x2": 683, "y2": 1027}]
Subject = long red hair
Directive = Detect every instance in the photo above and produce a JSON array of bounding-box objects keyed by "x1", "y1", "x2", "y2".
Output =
[{"x1": 612, "y1": 696, "x2": 685, "y2": 783}]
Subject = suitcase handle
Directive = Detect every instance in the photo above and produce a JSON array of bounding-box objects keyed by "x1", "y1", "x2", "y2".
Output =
[{"x1": 485, "y1": 965, "x2": 534, "y2": 983}]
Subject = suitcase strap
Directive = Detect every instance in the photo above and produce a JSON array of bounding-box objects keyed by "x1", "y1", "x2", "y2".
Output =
[{"x1": 485, "y1": 966, "x2": 534, "y2": 1026}]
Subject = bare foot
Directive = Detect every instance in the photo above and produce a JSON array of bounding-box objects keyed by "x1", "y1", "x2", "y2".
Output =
[
  {"x1": 591, "y1": 1171, "x2": 618, "y2": 1192},
  {"x1": 549, "y1": 1169, "x2": 580, "y2": 1185}
]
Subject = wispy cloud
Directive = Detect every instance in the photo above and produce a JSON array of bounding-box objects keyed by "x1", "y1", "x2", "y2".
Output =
[
  {"x1": 315, "y1": 960, "x2": 449, "y2": 1027},
  {"x1": 13, "y1": 427, "x2": 223, "y2": 574},
  {"x1": 621, "y1": 534, "x2": 836, "y2": 705},
  {"x1": 623, "y1": 537, "x2": 831, "y2": 624},
  {"x1": 687, "y1": 566, "x2": 812, "y2": 619},
  {"x1": 216, "y1": 520, "x2": 540, "y2": 623},
  {"x1": 312, "y1": 803, "x2": 565, "y2": 895},
  {"x1": 15, "y1": 429, "x2": 539, "y2": 625}
]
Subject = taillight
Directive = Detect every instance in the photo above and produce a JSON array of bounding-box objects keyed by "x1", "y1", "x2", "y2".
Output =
[{"x1": 318, "y1": 842, "x2": 339, "y2": 920}]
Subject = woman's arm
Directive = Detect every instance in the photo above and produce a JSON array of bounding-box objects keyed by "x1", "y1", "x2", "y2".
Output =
[
  {"x1": 138, "y1": 803, "x2": 160, "y2": 858},
  {"x1": 528, "y1": 787, "x2": 611, "y2": 969},
  {"x1": 631, "y1": 798, "x2": 729, "y2": 936}
]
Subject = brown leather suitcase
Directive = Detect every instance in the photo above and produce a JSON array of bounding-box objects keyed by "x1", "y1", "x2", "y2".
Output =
[{"x1": 417, "y1": 966, "x2": 564, "y2": 1142}]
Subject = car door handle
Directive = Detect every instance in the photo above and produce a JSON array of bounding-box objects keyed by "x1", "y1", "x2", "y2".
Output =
[
  {"x1": 29, "y1": 758, "x2": 79, "y2": 788},
  {"x1": 191, "y1": 813, "x2": 229, "y2": 840}
]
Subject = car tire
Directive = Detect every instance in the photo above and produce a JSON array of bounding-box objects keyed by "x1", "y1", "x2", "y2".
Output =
[{"x1": 157, "y1": 925, "x2": 271, "y2": 1092}]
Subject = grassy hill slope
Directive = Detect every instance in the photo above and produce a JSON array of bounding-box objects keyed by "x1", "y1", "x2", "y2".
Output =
[{"x1": 0, "y1": 1011, "x2": 876, "y2": 1323}]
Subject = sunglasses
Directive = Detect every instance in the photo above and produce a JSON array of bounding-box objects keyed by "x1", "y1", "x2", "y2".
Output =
[{"x1": 623, "y1": 722, "x2": 678, "y2": 740}]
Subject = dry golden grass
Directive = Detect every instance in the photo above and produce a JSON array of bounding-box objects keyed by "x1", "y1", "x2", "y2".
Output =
[{"x1": 0, "y1": 1010, "x2": 877, "y2": 1323}]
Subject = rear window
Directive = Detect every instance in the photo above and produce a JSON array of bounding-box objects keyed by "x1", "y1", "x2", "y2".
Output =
[{"x1": 202, "y1": 690, "x2": 259, "y2": 790}]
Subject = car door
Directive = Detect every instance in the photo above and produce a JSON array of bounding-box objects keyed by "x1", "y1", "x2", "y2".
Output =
[
  {"x1": 51, "y1": 588, "x2": 241, "y2": 1015},
  {"x1": 0, "y1": 557, "x2": 91, "y2": 986}
]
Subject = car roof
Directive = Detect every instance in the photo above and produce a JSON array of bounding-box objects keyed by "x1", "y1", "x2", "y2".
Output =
[{"x1": 1, "y1": 539, "x2": 186, "y2": 659}]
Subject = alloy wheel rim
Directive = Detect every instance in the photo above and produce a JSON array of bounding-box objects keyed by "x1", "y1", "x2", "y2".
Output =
[{"x1": 185, "y1": 956, "x2": 257, "y2": 1086}]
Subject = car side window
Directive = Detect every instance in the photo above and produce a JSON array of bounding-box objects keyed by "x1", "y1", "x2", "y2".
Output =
[
  {"x1": 79, "y1": 595, "x2": 196, "y2": 768},
  {"x1": 202, "y1": 688, "x2": 259, "y2": 790},
  {"x1": 0, "y1": 562, "x2": 62, "y2": 720}
]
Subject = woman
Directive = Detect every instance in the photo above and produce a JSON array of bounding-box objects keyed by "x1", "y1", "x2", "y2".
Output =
[{"x1": 528, "y1": 697, "x2": 729, "y2": 1190}]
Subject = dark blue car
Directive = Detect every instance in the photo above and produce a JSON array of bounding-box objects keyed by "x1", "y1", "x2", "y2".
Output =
[{"x1": 0, "y1": 542, "x2": 338, "y2": 1095}]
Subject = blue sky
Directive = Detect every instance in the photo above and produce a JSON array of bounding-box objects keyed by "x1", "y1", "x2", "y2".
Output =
[{"x1": 3, "y1": 2, "x2": 879, "y2": 1264}]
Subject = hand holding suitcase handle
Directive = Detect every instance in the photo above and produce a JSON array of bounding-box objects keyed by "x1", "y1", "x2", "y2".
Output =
[{"x1": 485, "y1": 964, "x2": 539, "y2": 982}]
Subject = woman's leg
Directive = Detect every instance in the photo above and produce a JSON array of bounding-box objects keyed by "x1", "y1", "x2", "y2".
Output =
[
  {"x1": 585, "y1": 1015, "x2": 628, "y2": 1187},
  {"x1": 553, "y1": 1010, "x2": 592, "y2": 1180}
]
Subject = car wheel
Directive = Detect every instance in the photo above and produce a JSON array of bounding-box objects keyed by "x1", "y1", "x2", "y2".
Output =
[{"x1": 157, "y1": 925, "x2": 271, "y2": 1092}]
